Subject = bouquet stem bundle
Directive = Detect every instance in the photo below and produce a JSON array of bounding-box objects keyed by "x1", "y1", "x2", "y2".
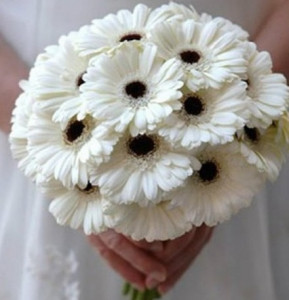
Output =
[{"x1": 123, "y1": 283, "x2": 161, "y2": 300}]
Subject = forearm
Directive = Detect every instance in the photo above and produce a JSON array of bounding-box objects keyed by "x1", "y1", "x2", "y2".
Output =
[
  {"x1": 254, "y1": 0, "x2": 289, "y2": 78},
  {"x1": 0, "y1": 35, "x2": 28, "y2": 134}
]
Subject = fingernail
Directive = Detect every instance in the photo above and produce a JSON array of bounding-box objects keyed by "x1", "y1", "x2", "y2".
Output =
[
  {"x1": 148, "y1": 271, "x2": 166, "y2": 282},
  {"x1": 146, "y1": 278, "x2": 159, "y2": 289}
]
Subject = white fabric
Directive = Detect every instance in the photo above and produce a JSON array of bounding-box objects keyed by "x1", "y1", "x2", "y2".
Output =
[{"x1": 1, "y1": 1, "x2": 289, "y2": 299}]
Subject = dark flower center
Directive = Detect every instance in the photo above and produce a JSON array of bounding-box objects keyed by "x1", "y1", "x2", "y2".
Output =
[
  {"x1": 198, "y1": 161, "x2": 219, "y2": 182},
  {"x1": 83, "y1": 182, "x2": 93, "y2": 192},
  {"x1": 244, "y1": 126, "x2": 260, "y2": 142},
  {"x1": 180, "y1": 50, "x2": 201, "y2": 64},
  {"x1": 243, "y1": 79, "x2": 250, "y2": 90},
  {"x1": 78, "y1": 182, "x2": 99, "y2": 195},
  {"x1": 125, "y1": 81, "x2": 147, "y2": 99},
  {"x1": 184, "y1": 96, "x2": 204, "y2": 116},
  {"x1": 76, "y1": 72, "x2": 86, "y2": 87},
  {"x1": 120, "y1": 33, "x2": 142, "y2": 42},
  {"x1": 65, "y1": 120, "x2": 85, "y2": 143},
  {"x1": 128, "y1": 134, "x2": 156, "y2": 157}
]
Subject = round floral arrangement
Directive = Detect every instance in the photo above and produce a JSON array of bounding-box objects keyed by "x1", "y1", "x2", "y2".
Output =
[{"x1": 9, "y1": 2, "x2": 289, "y2": 300}]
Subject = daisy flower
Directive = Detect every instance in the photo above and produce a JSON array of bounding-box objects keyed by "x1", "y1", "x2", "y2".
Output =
[
  {"x1": 151, "y1": 19, "x2": 247, "y2": 90},
  {"x1": 29, "y1": 33, "x2": 89, "y2": 124},
  {"x1": 237, "y1": 124, "x2": 285, "y2": 181},
  {"x1": 82, "y1": 43, "x2": 183, "y2": 136},
  {"x1": 200, "y1": 14, "x2": 249, "y2": 41},
  {"x1": 27, "y1": 112, "x2": 118, "y2": 188},
  {"x1": 77, "y1": 3, "x2": 172, "y2": 56},
  {"x1": 157, "y1": 2, "x2": 249, "y2": 41},
  {"x1": 103, "y1": 200, "x2": 192, "y2": 242},
  {"x1": 91, "y1": 133, "x2": 199, "y2": 206},
  {"x1": 44, "y1": 179, "x2": 108, "y2": 235},
  {"x1": 9, "y1": 81, "x2": 47, "y2": 183},
  {"x1": 34, "y1": 44, "x2": 60, "y2": 67},
  {"x1": 10, "y1": 81, "x2": 33, "y2": 162},
  {"x1": 157, "y1": 2, "x2": 200, "y2": 21},
  {"x1": 244, "y1": 42, "x2": 289, "y2": 128},
  {"x1": 159, "y1": 80, "x2": 247, "y2": 149},
  {"x1": 170, "y1": 141, "x2": 265, "y2": 227}
]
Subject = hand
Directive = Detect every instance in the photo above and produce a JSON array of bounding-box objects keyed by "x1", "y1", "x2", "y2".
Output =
[
  {"x1": 153, "y1": 225, "x2": 214, "y2": 294},
  {"x1": 88, "y1": 225, "x2": 214, "y2": 294},
  {"x1": 88, "y1": 230, "x2": 167, "y2": 291},
  {"x1": 132, "y1": 225, "x2": 214, "y2": 294}
]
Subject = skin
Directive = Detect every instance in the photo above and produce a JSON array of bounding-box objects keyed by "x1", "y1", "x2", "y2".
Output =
[
  {"x1": 254, "y1": 0, "x2": 289, "y2": 78},
  {"x1": 89, "y1": 226, "x2": 214, "y2": 293},
  {"x1": 0, "y1": 35, "x2": 28, "y2": 133},
  {"x1": 0, "y1": 0, "x2": 289, "y2": 295}
]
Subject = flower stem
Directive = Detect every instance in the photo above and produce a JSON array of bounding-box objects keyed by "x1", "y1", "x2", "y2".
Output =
[
  {"x1": 122, "y1": 282, "x2": 161, "y2": 300},
  {"x1": 132, "y1": 288, "x2": 138, "y2": 300},
  {"x1": 122, "y1": 282, "x2": 131, "y2": 296}
]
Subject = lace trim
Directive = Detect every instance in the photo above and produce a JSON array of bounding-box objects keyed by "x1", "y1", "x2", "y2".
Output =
[{"x1": 26, "y1": 246, "x2": 80, "y2": 300}]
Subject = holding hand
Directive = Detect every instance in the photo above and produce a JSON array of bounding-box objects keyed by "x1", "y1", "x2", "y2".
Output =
[{"x1": 88, "y1": 225, "x2": 214, "y2": 295}]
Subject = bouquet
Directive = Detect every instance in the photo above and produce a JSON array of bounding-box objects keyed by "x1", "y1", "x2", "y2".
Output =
[{"x1": 10, "y1": 2, "x2": 289, "y2": 299}]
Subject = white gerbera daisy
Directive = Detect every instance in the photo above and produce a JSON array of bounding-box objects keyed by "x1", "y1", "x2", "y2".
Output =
[
  {"x1": 171, "y1": 141, "x2": 265, "y2": 227},
  {"x1": 29, "y1": 34, "x2": 89, "y2": 124},
  {"x1": 27, "y1": 112, "x2": 118, "y2": 188},
  {"x1": 82, "y1": 43, "x2": 183, "y2": 136},
  {"x1": 244, "y1": 42, "x2": 289, "y2": 128},
  {"x1": 159, "y1": 80, "x2": 247, "y2": 149},
  {"x1": 157, "y1": 2, "x2": 200, "y2": 21},
  {"x1": 103, "y1": 200, "x2": 192, "y2": 242},
  {"x1": 91, "y1": 133, "x2": 199, "y2": 206},
  {"x1": 238, "y1": 124, "x2": 285, "y2": 181},
  {"x1": 9, "y1": 81, "x2": 47, "y2": 183},
  {"x1": 151, "y1": 19, "x2": 247, "y2": 90},
  {"x1": 157, "y1": 3, "x2": 249, "y2": 42},
  {"x1": 44, "y1": 180, "x2": 108, "y2": 235},
  {"x1": 200, "y1": 14, "x2": 249, "y2": 41},
  {"x1": 34, "y1": 44, "x2": 60, "y2": 66},
  {"x1": 77, "y1": 4, "x2": 172, "y2": 56},
  {"x1": 10, "y1": 81, "x2": 33, "y2": 162}
]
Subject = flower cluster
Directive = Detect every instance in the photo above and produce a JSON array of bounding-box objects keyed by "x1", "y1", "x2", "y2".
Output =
[{"x1": 10, "y1": 2, "x2": 289, "y2": 242}]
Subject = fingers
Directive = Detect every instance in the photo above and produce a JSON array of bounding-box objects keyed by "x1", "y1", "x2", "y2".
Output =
[
  {"x1": 88, "y1": 226, "x2": 214, "y2": 295},
  {"x1": 98, "y1": 230, "x2": 167, "y2": 280},
  {"x1": 158, "y1": 225, "x2": 214, "y2": 294},
  {"x1": 129, "y1": 238, "x2": 164, "y2": 253},
  {"x1": 89, "y1": 235, "x2": 146, "y2": 290},
  {"x1": 155, "y1": 227, "x2": 197, "y2": 263},
  {"x1": 165, "y1": 225, "x2": 213, "y2": 276}
]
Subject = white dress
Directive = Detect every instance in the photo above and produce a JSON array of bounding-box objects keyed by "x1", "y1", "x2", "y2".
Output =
[{"x1": 1, "y1": 1, "x2": 289, "y2": 300}]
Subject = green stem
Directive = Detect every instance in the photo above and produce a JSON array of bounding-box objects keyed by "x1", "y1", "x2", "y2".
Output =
[
  {"x1": 122, "y1": 282, "x2": 162, "y2": 300},
  {"x1": 122, "y1": 282, "x2": 131, "y2": 296},
  {"x1": 132, "y1": 288, "x2": 138, "y2": 300},
  {"x1": 143, "y1": 290, "x2": 150, "y2": 300},
  {"x1": 152, "y1": 289, "x2": 161, "y2": 299},
  {"x1": 136, "y1": 290, "x2": 145, "y2": 300}
]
